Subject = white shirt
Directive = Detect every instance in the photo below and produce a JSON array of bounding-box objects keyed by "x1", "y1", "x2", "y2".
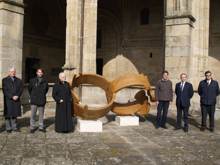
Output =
[{"x1": 207, "y1": 79, "x2": 211, "y2": 85}]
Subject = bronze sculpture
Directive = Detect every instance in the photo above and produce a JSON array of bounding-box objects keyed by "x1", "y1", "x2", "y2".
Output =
[{"x1": 71, "y1": 73, "x2": 155, "y2": 120}]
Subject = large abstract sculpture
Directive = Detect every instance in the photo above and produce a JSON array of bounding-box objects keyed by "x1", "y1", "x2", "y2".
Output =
[{"x1": 71, "y1": 73, "x2": 155, "y2": 120}]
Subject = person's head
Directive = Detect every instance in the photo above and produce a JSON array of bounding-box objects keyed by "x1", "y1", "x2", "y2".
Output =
[
  {"x1": 162, "y1": 70, "x2": 169, "y2": 80},
  {"x1": 36, "y1": 68, "x2": 44, "y2": 78},
  {"x1": 59, "y1": 72, "x2": 66, "y2": 82},
  {"x1": 8, "y1": 67, "x2": 16, "y2": 77},
  {"x1": 180, "y1": 73, "x2": 187, "y2": 82},
  {"x1": 205, "y1": 70, "x2": 212, "y2": 80}
]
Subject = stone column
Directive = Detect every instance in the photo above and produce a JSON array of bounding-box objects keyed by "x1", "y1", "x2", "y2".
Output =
[
  {"x1": 164, "y1": 0, "x2": 210, "y2": 111},
  {"x1": 63, "y1": 0, "x2": 83, "y2": 83},
  {"x1": 0, "y1": 0, "x2": 24, "y2": 113},
  {"x1": 64, "y1": 0, "x2": 97, "y2": 83},
  {"x1": 164, "y1": 0, "x2": 210, "y2": 86},
  {"x1": 0, "y1": 0, "x2": 24, "y2": 84},
  {"x1": 164, "y1": 0, "x2": 195, "y2": 84},
  {"x1": 81, "y1": 0, "x2": 97, "y2": 73}
]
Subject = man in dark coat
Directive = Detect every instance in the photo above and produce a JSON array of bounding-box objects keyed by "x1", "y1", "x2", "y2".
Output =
[
  {"x1": 28, "y1": 68, "x2": 49, "y2": 133},
  {"x1": 175, "y1": 73, "x2": 194, "y2": 132},
  {"x1": 198, "y1": 71, "x2": 220, "y2": 132},
  {"x1": 2, "y1": 67, "x2": 23, "y2": 133},
  {"x1": 155, "y1": 70, "x2": 173, "y2": 129},
  {"x1": 52, "y1": 72, "x2": 73, "y2": 133}
]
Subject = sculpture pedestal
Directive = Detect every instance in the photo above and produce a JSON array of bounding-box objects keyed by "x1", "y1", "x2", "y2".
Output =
[
  {"x1": 77, "y1": 119, "x2": 103, "y2": 132},
  {"x1": 116, "y1": 116, "x2": 139, "y2": 126}
]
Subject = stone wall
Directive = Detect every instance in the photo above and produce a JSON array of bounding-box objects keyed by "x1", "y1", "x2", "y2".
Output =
[{"x1": 97, "y1": 0, "x2": 164, "y2": 84}]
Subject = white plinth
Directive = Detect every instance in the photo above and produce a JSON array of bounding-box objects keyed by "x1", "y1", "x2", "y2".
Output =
[
  {"x1": 77, "y1": 119, "x2": 103, "y2": 132},
  {"x1": 116, "y1": 116, "x2": 139, "y2": 126}
]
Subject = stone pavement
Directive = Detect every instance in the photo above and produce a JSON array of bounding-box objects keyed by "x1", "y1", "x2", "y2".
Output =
[{"x1": 0, "y1": 110, "x2": 220, "y2": 165}]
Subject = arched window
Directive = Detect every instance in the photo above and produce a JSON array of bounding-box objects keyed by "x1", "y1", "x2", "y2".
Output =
[{"x1": 140, "y1": 8, "x2": 150, "y2": 25}]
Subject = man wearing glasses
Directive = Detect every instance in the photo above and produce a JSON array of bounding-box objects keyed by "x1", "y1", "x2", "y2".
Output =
[{"x1": 198, "y1": 71, "x2": 220, "y2": 132}]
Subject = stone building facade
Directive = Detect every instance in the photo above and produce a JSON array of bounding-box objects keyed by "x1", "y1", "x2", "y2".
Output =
[{"x1": 0, "y1": 0, "x2": 219, "y2": 111}]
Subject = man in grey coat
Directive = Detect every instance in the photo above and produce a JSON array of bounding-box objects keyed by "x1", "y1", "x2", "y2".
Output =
[{"x1": 155, "y1": 70, "x2": 173, "y2": 129}]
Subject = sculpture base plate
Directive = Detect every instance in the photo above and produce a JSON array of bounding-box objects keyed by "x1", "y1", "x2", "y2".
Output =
[
  {"x1": 116, "y1": 116, "x2": 139, "y2": 126},
  {"x1": 77, "y1": 119, "x2": 103, "y2": 132}
]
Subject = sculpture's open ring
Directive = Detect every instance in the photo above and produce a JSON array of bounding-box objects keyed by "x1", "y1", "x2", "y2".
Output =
[
  {"x1": 71, "y1": 74, "x2": 115, "y2": 120},
  {"x1": 111, "y1": 74, "x2": 152, "y2": 116}
]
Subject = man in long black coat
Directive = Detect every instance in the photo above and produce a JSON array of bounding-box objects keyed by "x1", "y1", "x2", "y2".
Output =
[
  {"x1": 52, "y1": 72, "x2": 73, "y2": 133},
  {"x1": 28, "y1": 68, "x2": 49, "y2": 133},
  {"x1": 2, "y1": 67, "x2": 23, "y2": 133},
  {"x1": 175, "y1": 73, "x2": 194, "y2": 132},
  {"x1": 198, "y1": 71, "x2": 220, "y2": 132}
]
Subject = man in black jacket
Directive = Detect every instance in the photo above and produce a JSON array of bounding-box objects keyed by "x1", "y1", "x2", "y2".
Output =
[
  {"x1": 28, "y1": 68, "x2": 48, "y2": 133},
  {"x1": 175, "y1": 73, "x2": 194, "y2": 132},
  {"x1": 198, "y1": 71, "x2": 220, "y2": 132},
  {"x1": 2, "y1": 67, "x2": 23, "y2": 133}
]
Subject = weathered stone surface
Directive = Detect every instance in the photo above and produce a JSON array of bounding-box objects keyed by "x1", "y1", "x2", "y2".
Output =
[{"x1": 0, "y1": 109, "x2": 220, "y2": 165}]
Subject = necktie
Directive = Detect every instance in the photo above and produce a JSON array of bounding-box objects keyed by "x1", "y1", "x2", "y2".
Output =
[{"x1": 181, "y1": 83, "x2": 184, "y2": 91}]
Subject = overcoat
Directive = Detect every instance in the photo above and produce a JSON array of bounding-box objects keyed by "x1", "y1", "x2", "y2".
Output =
[{"x1": 2, "y1": 76, "x2": 23, "y2": 118}]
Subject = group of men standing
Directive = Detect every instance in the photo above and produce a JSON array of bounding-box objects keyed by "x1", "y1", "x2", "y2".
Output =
[
  {"x1": 2, "y1": 67, "x2": 74, "y2": 133},
  {"x1": 1, "y1": 67, "x2": 220, "y2": 133},
  {"x1": 156, "y1": 70, "x2": 220, "y2": 132}
]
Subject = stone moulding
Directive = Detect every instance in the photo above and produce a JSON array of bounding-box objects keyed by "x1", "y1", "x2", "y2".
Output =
[{"x1": 71, "y1": 73, "x2": 156, "y2": 120}]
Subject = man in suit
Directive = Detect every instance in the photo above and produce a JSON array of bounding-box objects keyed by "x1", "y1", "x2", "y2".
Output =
[
  {"x1": 2, "y1": 67, "x2": 23, "y2": 133},
  {"x1": 28, "y1": 68, "x2": 49, "y2": 133},
  {"x1": 175, "y1": 73, "x2": 194, "y2": 132},
  {"x1": 198, "y1": 71, "x2": 220, "y2": 132}
]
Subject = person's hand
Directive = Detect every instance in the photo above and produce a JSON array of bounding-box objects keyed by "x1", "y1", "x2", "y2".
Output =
[
  {"x1": 60, "y1": 99, "x2": 64, "y2": 103},
  {"x1": 12, "y1": 96, "x2": 18, "y2": 101},
  {"x1": 156, "y1": 101, "x2": 159, "y2": 105}
]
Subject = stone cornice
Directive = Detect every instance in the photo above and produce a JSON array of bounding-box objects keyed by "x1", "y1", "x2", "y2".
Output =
[
  {"x1": 0, "y1": 0, "x2": 24, "y2": 8},
  {"x1": 165, "y1": 14, "x2": 196, "y2": 22}
]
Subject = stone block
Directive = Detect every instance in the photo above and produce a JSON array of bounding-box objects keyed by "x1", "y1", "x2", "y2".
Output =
[
  {"x1": 77, "y1": 119, "x2": 102, "y2": 132},
  {"x1": 116, "y1": 116, "x2": 139, "y2": 126}
]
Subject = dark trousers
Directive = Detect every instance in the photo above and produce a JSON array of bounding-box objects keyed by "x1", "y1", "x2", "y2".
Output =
[
  {"x1": 156, "y1": 101, "x2": 170, "y2": 127},
  {"x1": 176, "y1": 104, "x2": 189, "y2": 128},
  {"x1": 201, "y1": 104, "x2": 215, "y2": 129}
]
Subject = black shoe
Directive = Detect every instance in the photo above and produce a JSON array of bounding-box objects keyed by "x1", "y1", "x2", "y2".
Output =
[
  {"x1": 13, "y1": 129, "x2": 20, "y2": 132},
  {"x1": 210, "y1": 128, "x2": 214, "y2": 132},
  {"x1": 183, "y1": 127, "x2": 188, "y2": 132},
  {"x1": 155, "y1": 125, "x2": 160, "y2": 129},
  {"x1": 200, "y1": 127, "x2": 206, "y2": 132},
  {"x1": 30, "y1": 129, "x2": 35, "y2": 133},
  {"x1": 174, "y1": 127, "x2": 181, "y2": 130},
  {"x1": 39, "y1": 128, "x2": 46, "y2": 133},
  {"x1": 161, "y1": 125, "x2": 168, "y2": 129},
  {"x1": 6, "y1": 130, "x2": 12, "y2": 133}
]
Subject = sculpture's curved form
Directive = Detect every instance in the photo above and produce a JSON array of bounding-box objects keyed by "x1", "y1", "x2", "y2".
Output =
[
  {"x1": 71, "y1": 73, "x2": 155, "y2": 119},
  {"x1": 71, "y1": 74, "x2": 115, "y2": 120},
  {"x1": 111, "y1": 74, "x2": 152, "y2": 116}
]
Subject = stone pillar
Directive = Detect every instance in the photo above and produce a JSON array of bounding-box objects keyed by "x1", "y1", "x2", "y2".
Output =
[
  {"x1": 0, "y1": 0, "x2": 24, "y2": 84},
  {"x1": 164, "y1": 0, "x2": 210, "y2": 111},
  {"x1": 0, "y1": 0, "x2": 24, "y2": 113},
  {"x1": 81, "y1": 0, "x2": 97, "y2": 73},
  {"x1": 64, "y1": 0, "x2": 97, "y2": 83},
  {"x1": 164, "y1": 0, "x2": 195, "y2": 84},
  {"x1": 64, "y1": 0, "x2": 83, "y2": 82},
  {"x1": 164, "y1": 0, "x2": 210, "y2": 86}
]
